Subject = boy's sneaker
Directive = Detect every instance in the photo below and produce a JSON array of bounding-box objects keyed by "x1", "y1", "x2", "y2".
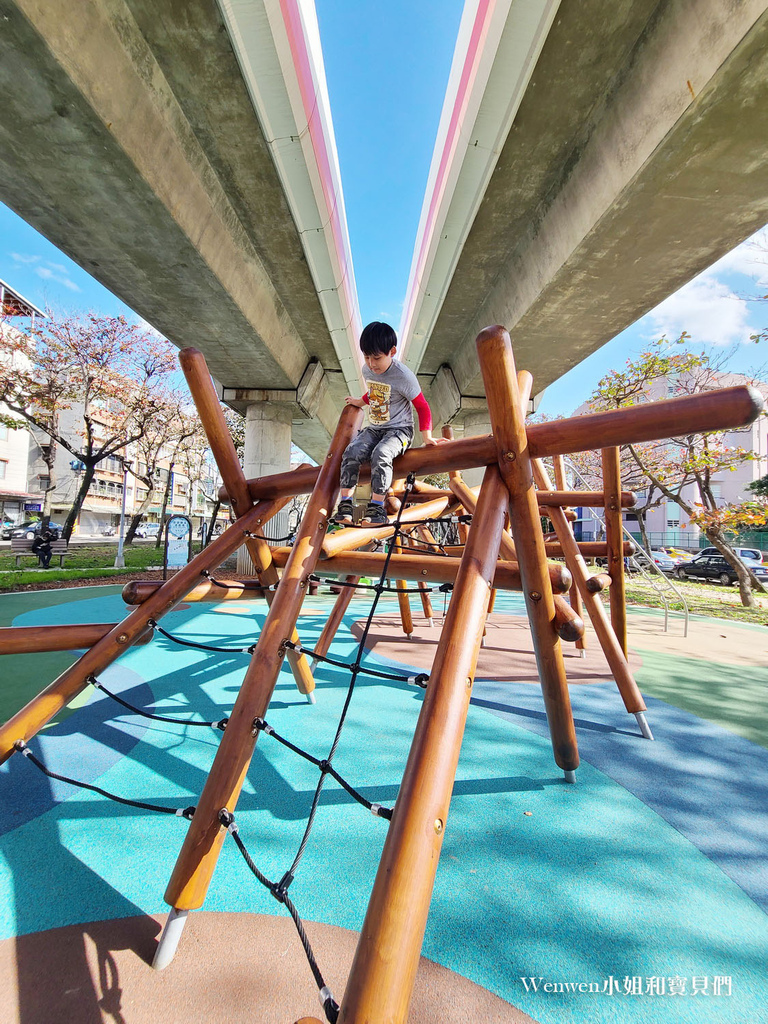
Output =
[
  {"x1": 362, "y1": 502, "x2": 389, "y2": 526},
  {"x1": 335, "y1": 498, "x2": 354, "y2": 523}
]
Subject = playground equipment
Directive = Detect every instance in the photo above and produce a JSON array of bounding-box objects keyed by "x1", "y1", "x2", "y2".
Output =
[{"x1": 0, "y1": 325, "x2": 763, "y2": 1024}]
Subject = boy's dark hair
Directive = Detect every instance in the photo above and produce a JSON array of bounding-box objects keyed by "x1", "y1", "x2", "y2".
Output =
[{"x1": 359, "y1": 321, "x2": 397, "y2": 356}]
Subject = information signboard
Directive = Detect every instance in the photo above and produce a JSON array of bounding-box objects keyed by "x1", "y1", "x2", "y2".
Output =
[{"x1": 164, "y1": 515, "x2": 192, "y2": 577}]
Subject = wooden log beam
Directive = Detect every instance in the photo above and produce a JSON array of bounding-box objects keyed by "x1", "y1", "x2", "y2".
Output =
[
  {"x1": 0, "y1": 624, "x2": 153, "y2": 655},
  {"x1": 536, "y1": 490, "x2": 635, "y2": 508},
  {"x1": 553, "y1": 596, "x2": 585, "y2": 643},
  {"x1": 0, "y1": 504, "x2": 276, "y2": 764},
  {"x1": 532, "y1": 458, "x2": 647, "y2": 717},
  {"x1": 602, "y1": 447, "x2": 627, "y2": 655},
  {"x1": 180, "y1": 347, "x2": 315, "y2": 699},
  {"x1": 228, "y1": 385, "x2": 764, "y2": 502},
  {"x1": 437, "y1": 541, "x2": 633, "y2": 558},
  {"x1": 338, "y1": 466, "x2": 508, "y2": 1023},
  {"x1": 479, "y1": 325, "x2": 578, "y2": 774},
  {"x1": 321, "y1": 495, "x2": 451, "y2": 558},
  {"x1": 311, "y1": 576, "x2": 360, "y2": 665},
  {"x1": 586, "y1": 572, "x2": 613, "y2": 593},
  {"x1": 122, "y1": 579, "x2": 266, "y2": 605},
  {"x1": 272, "y1": 547, "x2": 573, "y2": 594},
  {"x1": 553, "y1": 455, "x2": 586, "y2": 652},
  {"x1": 164, "y1": 404, "x2": 363, "y2": 912}
]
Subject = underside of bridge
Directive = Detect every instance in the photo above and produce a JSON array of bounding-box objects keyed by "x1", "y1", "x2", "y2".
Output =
[{"x1": 1, "y1": 0, "x2": 767, "y2": 459}]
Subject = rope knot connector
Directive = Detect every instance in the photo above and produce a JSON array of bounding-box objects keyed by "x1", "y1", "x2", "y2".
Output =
[
  {"x1": 218, "y1": 808, "x2": 238, "y2": 834},
  {"x1": 319, "y1": 986, "x2": 339, "y2": 1023}
]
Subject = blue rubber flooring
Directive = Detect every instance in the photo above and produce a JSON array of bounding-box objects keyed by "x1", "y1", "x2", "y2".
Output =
[{"x1": 1, "y1": 585, "x2": 767, "y2": 1024}]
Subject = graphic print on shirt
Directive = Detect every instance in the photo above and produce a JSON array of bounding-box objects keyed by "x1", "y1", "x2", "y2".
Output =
[{"x1": 367, "y1": 380, "x2": 391, "y2": 424}]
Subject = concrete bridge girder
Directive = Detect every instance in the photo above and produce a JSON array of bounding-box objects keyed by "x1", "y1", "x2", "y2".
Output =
[
  {"x1": 0, "y1": 0, "x2": 352, "y2": 462},
  {"x1": 416, "y1": 0, "x2": 768, "y2": 429}
]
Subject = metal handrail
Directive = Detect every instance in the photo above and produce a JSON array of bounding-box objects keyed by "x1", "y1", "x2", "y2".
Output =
[{"x1": 562, "y1": 460, "x2": 689, "y2": 637}]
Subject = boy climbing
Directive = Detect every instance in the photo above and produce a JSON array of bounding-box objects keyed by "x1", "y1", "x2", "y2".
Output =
[{"x1": 335, "y1": 321, "x2": 446, "y2": 525}]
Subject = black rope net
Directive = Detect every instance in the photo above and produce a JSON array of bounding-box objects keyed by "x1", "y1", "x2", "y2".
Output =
[{"x1": 14, "y1": 474, "x2": 470, "y2": 1022}]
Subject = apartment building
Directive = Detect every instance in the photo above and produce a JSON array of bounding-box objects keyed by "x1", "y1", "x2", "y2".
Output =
[
  {"x1": 1, "y1": 279, "x2": 224, "y2": 535},
  {"x1": 572, "y1": 373, "x2": 768, "y2": 550},
  {"x1": 0, "y1": 280, "x2": 45, "y2": 526}
]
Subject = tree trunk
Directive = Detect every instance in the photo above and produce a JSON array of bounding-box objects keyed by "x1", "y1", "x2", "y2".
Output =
[
  {"x1": 635, "y1": 509, "x2": 652, "y2": 556},
  {"x1": 62, "y1": 465, "x2": 96, "y2": 542},
  {"x1": 703, "y1": 528, "x2": 764, "y2": 607},
  {"x1": 125, "y1": 478, "x2": 156, "y2": 544},
  {"x1": 156, "y1": 464, "x2": 173, "y2": 548},
  {"x1": 40, "y1": 439, "x2": 57, "y2": 530},
  {"x1": 204, "y1": 501, "x2": 220, "y2": 547}
]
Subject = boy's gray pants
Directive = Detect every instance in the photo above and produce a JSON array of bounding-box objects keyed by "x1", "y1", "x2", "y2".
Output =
[{"x1": 340, "y1": 425, "x2": 413, "y2": 495}]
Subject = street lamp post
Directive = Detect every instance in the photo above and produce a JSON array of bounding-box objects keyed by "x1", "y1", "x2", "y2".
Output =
[{"x1": 114, "y1": 458, "x2": 131, "y2": 569}]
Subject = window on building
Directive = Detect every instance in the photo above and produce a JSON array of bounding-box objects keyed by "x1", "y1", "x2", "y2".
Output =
[
  {"x1": 666, "y1": 501, "x2": 681, "y2": 528},
  {"x1": 0, "y1": 460, "x2": 6, "y2": 480},
  {"x1": 0, "y1": 424, "x2": 8, "y2": 441}
]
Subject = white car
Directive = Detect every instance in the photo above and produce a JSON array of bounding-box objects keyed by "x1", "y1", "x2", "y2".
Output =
[
  {"x1": 699, "y1": 545, "x2": 764, "y2": 564},
  {"x1": 135, "y1": 523, "x2": 162, "y2": 538}
]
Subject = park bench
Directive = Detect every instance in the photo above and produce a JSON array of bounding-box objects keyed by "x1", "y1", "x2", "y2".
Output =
[{"x1": 10, "y1": 536, "x2": 69, "y2": 568}]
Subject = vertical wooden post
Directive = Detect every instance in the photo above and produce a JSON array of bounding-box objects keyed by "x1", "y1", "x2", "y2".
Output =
[
  {"x1": 415, "y1": 575, "x2": 435, "y2": 627},
  {"x1": 394, "y1": 537, "x2": 414, "y2": 638},
  {"x1": 163, "y1": 405, "x2": 363, "y2": 914},
  {"x1": 338, "y1": 466, "x2": 508, "y2": 1024},
  {"x1": 311, "y1": 576, "x2": 360, "y2": 668},
  {"x1": 532, "y1": 457, "x2": 651, "y2": 737},
  {"x1": 401, "y1": 531, "x2": 434, "y2": 625},
  {"x1": 601, "y1": 446, "x2": 627, "y2": 655},
  {"x1": 553, "y1": 455, "x2": 586, "y2": 653},
  {"x1": 179, "y1": 348, "x2": 316, "y2": 700},
  {"x1": 476, "y1": 326, "x2": 578, "y2": 776}
]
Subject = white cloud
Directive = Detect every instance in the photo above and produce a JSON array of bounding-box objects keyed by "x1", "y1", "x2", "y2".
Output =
[
  {"x1": 706, "y1": 227, "x2": 768, "y2": 289},
  {"x1": 34, "y1": 264, "x2": 81, "y2": 292},
  {"x1": 646, "y1": 276, "x2": 752, "y2": 345},
  {"x1": 10, "y1": 252, "x2": 40, "y2": 265}
]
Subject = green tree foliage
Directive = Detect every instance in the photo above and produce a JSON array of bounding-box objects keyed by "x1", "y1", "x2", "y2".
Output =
[{"x1": 590, "y1": 336, "x2": 767, "y2": 607}]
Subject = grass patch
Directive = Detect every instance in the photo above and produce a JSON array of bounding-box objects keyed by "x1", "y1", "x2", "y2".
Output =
[
  {"x1": 622, "y1": 574, "x2": 768, "y2": 627},
  {"x1": 0, "y1": 542, "x2": 204, "y2": 590},
  {"x1": 633, "y1": 650, "x2": 768, "y2": 749},
  {"x1": 0, "y1": 584, "x2": 126, "y2": 728}
]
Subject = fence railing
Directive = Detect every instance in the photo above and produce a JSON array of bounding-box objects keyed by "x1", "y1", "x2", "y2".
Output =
[{"x1": 574, "y1": 527, "x2": 768, "y2": 553}]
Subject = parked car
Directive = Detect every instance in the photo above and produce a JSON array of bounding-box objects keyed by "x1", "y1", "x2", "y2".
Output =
[
  {"x1": 663, "y1": 546, "x2": 693, "y2": 562},
  {"x1": 632, "y1": 549, "x2": 678, "y2": 574},
  {"x1": 675, "y1": 554, "x2": 768, "y2": 586},
  {"x1": 8, "y1": 520, "x2": 63, "y2": 540},
  {"x1": 135, "y1": 523, "x2": 162, "y2": 538},
  {"x1": 698, "y1": 545, "x2": 764, "y2": 564}
]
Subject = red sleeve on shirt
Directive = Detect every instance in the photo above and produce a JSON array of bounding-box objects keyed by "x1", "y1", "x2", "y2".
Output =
[
  {"x1": 412, "y1": 392, "x2": 432, "y2": 432},
  {"x1": 362, "y1": 392, "x2": 369, "y2": 405}
]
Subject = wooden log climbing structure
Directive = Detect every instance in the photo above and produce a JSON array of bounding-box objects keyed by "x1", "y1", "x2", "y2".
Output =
[{"x1": 0, "y1": 327, "x2": 764, "y2": 1024}]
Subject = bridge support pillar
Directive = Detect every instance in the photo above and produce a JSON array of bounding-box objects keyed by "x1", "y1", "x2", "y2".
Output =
[
  {"x1": 460, "y1": 410, "x2": 492, "y2": 487},
  {"x1": 237, "y1": 401, "x2": 293, "y2": 572}
]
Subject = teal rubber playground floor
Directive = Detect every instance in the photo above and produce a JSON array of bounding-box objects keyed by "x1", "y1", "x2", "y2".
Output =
[{"x1": 1, "y1": 584, "x2": 767, "y2": 1023}]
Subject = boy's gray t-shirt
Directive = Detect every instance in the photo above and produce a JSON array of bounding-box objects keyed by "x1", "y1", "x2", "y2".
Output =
[{"x1": 363, "y1": 359, "x2": 421, "y2": 432}]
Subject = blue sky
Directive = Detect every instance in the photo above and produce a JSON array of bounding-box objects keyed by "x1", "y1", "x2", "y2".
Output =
[{"x1": 1, "y1": 2, "x2": 766, "y2": 418}]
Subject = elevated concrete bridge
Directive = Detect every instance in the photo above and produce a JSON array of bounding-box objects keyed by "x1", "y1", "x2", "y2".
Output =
[{"x1": 1, "y1": 0, "x2": 767, "y2": 476}]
